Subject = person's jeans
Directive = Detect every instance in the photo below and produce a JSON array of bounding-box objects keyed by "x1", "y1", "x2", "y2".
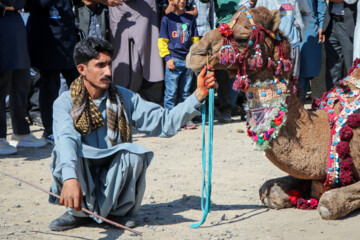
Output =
[{"x1": 164, "y1": 57, "x2": 193, "y2": 110}]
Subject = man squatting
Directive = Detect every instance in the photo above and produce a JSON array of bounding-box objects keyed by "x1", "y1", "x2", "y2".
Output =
[{"x1": 48, "y1": 37, "x2": 216, "y2": 231}]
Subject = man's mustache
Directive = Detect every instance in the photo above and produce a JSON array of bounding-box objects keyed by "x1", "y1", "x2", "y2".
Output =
[{"x1": 101, "y1": 76, "x2": 112, "y2": 81}]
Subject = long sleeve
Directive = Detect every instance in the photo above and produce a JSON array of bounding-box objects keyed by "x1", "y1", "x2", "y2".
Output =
[
  {"x1": 121, "y1": 87, "x2": 203, "y2": 137},
  {"x1": 317, "y1": 0, "x2": 327, "y2": 29},
  {"x1": 158, "y1": 16, "x2": 172, "y2": 62},
  {"x1": 191, "y1": 18, "x2": 200, "y2": 43},
  {"x1": 52, "y1": 92, "x2": 82, "y2": 182}
]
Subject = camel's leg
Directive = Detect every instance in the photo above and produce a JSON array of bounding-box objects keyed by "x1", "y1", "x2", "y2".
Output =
[
  {"x1": 259, "y1": 175, "x2": 307, "y2": 209},
  {"x1": 318, "y1": 181, "x2": 360, "y2": 220}
]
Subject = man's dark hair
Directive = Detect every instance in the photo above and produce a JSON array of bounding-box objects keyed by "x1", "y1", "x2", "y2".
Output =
[{"x1": 73, "y1": 37, "x2": 114, "y2": 66}]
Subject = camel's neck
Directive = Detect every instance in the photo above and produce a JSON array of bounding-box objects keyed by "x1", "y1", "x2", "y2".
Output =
[
  {"x1": 264, "y1": 92, "x2": 329, "y2": 180},
  {"x1": 244, "y1": 72, "x2": 329, "y2": 180}
]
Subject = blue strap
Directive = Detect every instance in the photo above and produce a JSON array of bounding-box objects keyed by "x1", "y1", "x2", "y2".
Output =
[{"x1": 190, "y1": 87, "x2": 214, "y2": 228}]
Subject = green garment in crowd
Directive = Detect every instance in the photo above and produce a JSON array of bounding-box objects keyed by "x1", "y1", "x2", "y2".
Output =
[{"x1": 200, "y1": 0, "x2": 240, "y2": 25}]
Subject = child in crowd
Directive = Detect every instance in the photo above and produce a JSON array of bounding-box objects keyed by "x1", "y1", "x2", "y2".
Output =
[
  {"x1": 238, "y1": 0, "x2": 312, "y2": 79},
  {"x1": 158, "y1": 0, "x2": 199, "y2": 129}
]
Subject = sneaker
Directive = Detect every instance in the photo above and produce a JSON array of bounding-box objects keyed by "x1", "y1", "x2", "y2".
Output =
[
  {"x1": 43, "y1": 133, "x2": 54, "y2": 145},
  {"x1": 49, "y1": 212, "x2": 91, "y2": 231},
  {"x1": 0, "y1": 138, "x2": 17, "y2": 155},
  {"x1": 183, "y1": 120, "x2": 197, "y2": 130},
  {"x1": 9, "y1": 133, "x2": 47, "y2": 148}
]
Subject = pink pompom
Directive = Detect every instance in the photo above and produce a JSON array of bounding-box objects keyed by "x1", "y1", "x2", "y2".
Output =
[
  {"x1": 340, "y1": 125, "x2": 353, "y2": 142},
  {"x1": 336, "y1": 141, "x2": 350, "y2": 159},
  {"x1": 347, "y1": 113, "x2": 360, "y2": 128}
]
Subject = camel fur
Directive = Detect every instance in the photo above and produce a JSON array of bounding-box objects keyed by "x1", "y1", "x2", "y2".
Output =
[{"x1": 186, "y1": 7, "x2": 360, "y2": 220}]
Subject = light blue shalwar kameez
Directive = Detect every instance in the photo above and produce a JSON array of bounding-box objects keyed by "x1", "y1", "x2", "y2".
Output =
[{"x1": 49, "y1": 86, "x2": 202, "y2": 222}]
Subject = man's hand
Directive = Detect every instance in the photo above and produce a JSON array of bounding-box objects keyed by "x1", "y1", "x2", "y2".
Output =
[
  {"x1": 318, "y1": 28, "x2": 325, "y2": 43},
  {"x1": 166, "y1": 59, "x2": 176, "y2": 70},
  {"x1": 195, "y1": 65, "x2": 216, "y2": 102},
  {"x1": 249, "y1": 0, "x2": 257, "y2": 6},
  {"x1": 60, "y1": 178, "x2": 83, "y2": 211}
]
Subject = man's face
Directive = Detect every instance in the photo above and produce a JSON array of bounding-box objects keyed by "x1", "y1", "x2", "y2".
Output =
[{"x1": 80, "y1": 52, "x2": 112, "y2": 91}]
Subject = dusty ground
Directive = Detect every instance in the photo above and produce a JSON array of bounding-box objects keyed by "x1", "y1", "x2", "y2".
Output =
[{"x1": 1, "y1": 114, "x2": 359, "y2": 240}]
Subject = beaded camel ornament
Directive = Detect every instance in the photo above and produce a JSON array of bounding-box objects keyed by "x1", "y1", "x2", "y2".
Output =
[{"x1": 218, "y1": 9, "x2": 292, "y2": 92}]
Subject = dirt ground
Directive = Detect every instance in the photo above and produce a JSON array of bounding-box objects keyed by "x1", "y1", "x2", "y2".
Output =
[{"x1": 1, "y1": 115, "x2": 359, "y2": 240}]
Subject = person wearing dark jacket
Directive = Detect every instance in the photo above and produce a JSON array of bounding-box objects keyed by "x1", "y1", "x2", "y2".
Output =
[
  {"x1": 74, "y1": 0, "x2": 110, "y2": 40},
  {"x1": 0, "y1": 0, "x2": 47, "y2": 155},
  {"x1": 26, "y1": 0, "x2": 80, "y2": 143},
  {"x1": 321, "y1": 0, "x2": 357, "y2": 91}
]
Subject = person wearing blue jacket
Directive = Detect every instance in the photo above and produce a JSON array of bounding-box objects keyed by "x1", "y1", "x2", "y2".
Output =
[{"x1": 299, "y1": 0, "x2": 327, "y2": 103}]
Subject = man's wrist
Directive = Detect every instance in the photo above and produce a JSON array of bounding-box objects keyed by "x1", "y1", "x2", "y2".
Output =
[{"x1": 195, "y1": 88, "x2": 206, "y2": 102}]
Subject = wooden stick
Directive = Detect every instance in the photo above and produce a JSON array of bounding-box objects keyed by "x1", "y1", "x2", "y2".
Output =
[{"x1": 0, "y1": 170, "x2": 142, "y2": 236}]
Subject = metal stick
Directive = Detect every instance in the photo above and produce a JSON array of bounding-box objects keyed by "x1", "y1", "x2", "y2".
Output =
[{"x1": 0, "y1": 170, "x2": 142, "y2": 236}]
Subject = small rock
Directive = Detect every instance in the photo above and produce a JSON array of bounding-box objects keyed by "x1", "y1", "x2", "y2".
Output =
[
  {"x1": 13, "y1": 203, "x2": 21, "y2": 208},
  {"x1": 24, "y1": 220, "x2": 31, "y2": 223},
  {"x1": 19, "y1": 229, "x2": 26, "y2": 233},
  {"x1": 16, "y1": 182, "x2": 21, "y2": 186},
  {"x1": 34, "y1": 202, "x2": 40, "y2": 206},
  {"x1": 7, "y1": 232, "x2": 14, "y2": 236},
  {"x1": 13, "y1": 164, "x2": 19, "y2": 167},
  {"x1": 226, "y1": 233, "x2": 231, "y2": 238},
  {"x1": 240, "y1": 188, "x2": 247, "y2": 191},
  {"x1": 155, "y1": 227, "x2": 164, "y2": 232},
  {"x1": 221, "y1": 214, "x2": 228, "y2": 221},
  {"x1": 236, "y1": 129, "x2": 244, "y2": 133},
  {"x1": 150, "y1": 199, "x2": 156, "y2": 204}
]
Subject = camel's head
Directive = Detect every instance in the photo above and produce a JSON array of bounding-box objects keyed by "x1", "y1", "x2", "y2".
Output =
[{"x1": 186, "y1": 7, "x2": 292, "y2": 85}]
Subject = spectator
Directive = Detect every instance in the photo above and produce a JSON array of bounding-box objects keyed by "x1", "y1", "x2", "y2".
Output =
[
  {"x1": 299, "y1": 0, "x2": 327, "y2": 103},
  {"x1": 194, "y1": 0, "x2": 211, "y2": 37},
  {"x1": 239, "y1": 0, "x2": 313, "y2": 80},
  {"x1": 48, "y1": 37, "x2": 215, "y2": 231},
  {"x1": 200, "y1": 0, "x2": 240, "y2": 123},
  {"x1": 159, "y1": 0, "x2": 198, "y2": 18},
  {"x1": 73, "y1": 0, "x2": 110, "y2": 40},
  {"x1": 321, "y1": 0, "x2": 357, "y2": 91},
  {"x1": 109, "y1": 0, "x2": 165, "y2": 105},
  {"x1": 26, "y1": 0, "x2": 80, "y2": 144},
  {"x1": 0, "y1": 0, "x2": 47, "y2": 155},
  {"x1": 158, "y1": 0, "x2": 200, "y2": 129}
]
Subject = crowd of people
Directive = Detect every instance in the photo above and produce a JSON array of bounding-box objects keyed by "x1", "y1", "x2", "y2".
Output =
[{"x1": 1, "y1": 0, "x2": 358, "y2": 152}]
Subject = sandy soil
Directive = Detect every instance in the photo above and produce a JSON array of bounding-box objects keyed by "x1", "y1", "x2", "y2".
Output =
[{"x1": 0, "y1": 116, "x2": 359, "y2": 240}]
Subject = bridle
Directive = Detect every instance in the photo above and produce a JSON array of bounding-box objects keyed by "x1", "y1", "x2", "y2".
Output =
[{"x1": 218, "y1": 8, "x2": 292, "y2": 92}]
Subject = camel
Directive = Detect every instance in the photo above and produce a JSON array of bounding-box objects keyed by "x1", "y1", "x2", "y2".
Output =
[{"x1": 186, "y1": 6, "x2": 360, "y2": 220}]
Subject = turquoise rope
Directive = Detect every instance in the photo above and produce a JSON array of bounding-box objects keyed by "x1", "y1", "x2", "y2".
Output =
[{"x1": 190, "y1": 87, "x2": 214, "y2": 228}]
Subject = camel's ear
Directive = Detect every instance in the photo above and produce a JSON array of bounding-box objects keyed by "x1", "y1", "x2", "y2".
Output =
[{"x1": 270, "y1": 10, "x2": 280, "y2": 32}]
